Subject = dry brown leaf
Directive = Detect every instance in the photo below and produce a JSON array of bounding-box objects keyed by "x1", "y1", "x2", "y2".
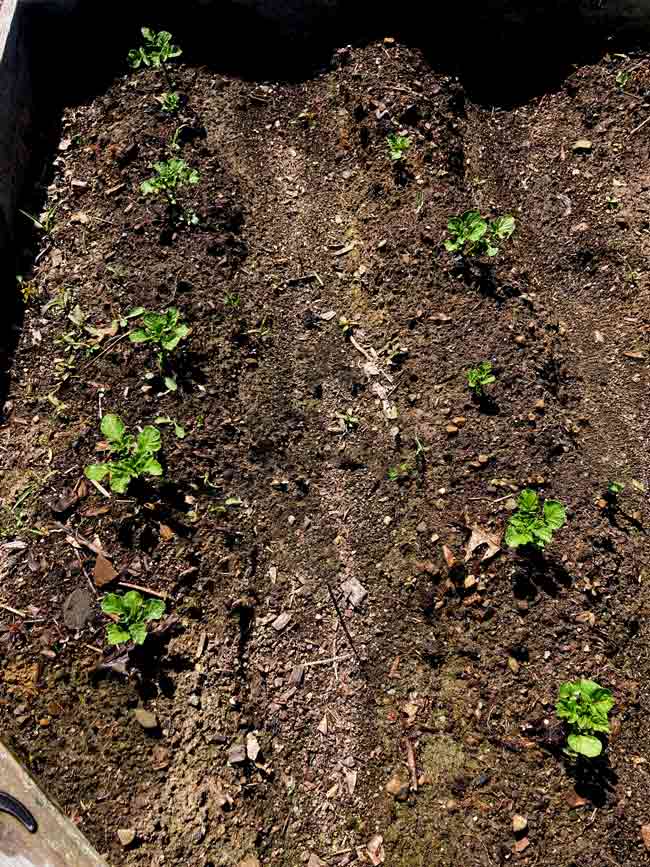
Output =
[
  {"x1": 159, "y1": 523, "x2": 175, "y2": 542},
  {"x1": 442, "y1": 545, "x2": 456, "y2": 568},
  {"x1": 94, "y1": 553, "x2": 118, "y2": 587},
  {"x1": 464, "y1": 525, "x2": 502, "y2": 562}
]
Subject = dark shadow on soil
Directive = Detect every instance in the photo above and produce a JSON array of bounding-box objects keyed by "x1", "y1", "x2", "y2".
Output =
[{"x1": 511, "y1": 551, "x2": 573, "y2": 601}]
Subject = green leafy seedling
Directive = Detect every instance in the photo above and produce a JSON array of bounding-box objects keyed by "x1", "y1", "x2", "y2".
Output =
[
  {"x1": 141, "y1": 158, "x2": 199, "y2": 207},
  {"x1": 101, "y1": 590, "x2": 166, "y2": 646},
  {"x1": 387, "y1": 134, "x2": 411, "y2": 162},
  {"x1": 615, "y1": 70, "x2": 632, "y2": 89},
  {"x1": 127, "y1": 28, "x2": 181, "y2": 88},
  {"x1": 20, "y1": 205, "x2": 57, "y2": 237},
  {"x1": 387, "y1": 462, "x2": 413, "y2": 482},
  {"x1": 467, "y1": 361, "x2": 496, "y2": 396},
  {"x1": 556, "y1": 679, "x2": 614, "y2": 758},
  {"x1": 157, "y1": 91, "x2": 181, "y2": 113},
  {"x1": 445, "y1": 210, "x2": 515, "y2": 258},
  {"x1": 154, "y1": 415, "x2": 186, "y2": 439},
  {"x1": 505, "y1": 489, "x2": 566, "y2": 550},
  {"x1": 130, "y1": 308, "x2": 190, "y2": 390},
  {"x1": 85, "y1": 414, "x2": 163, "y2": 493}
]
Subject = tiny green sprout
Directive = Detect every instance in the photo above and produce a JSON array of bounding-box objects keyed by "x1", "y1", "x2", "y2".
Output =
[
  {"x1": 556, "y1": 679, "x2": 614, "y2": 758},
  {"x1": 505, "y1": 489, "x2": 566, "y2": 550},
  {"x1": 128, "y1": 28, "x2": 181, "y2": 88},
  {"x1": 154, "y1": 416, "x2": 186, "y2": 439},
  {"x1": 157, "y1": 91, "x2": 181, "y2": 113},
  {"x1": 608, "y1": 480, "x2": 625, "y2": 496},
  {"x1": 129, "y1": 308, "x2": 190, "y2": 391},
  {"x1": 387, "y1": 462, "x2": 413, "y2": 482},
  {"x1": 605, "y1": 195, "x2": 620, "y2": 210},
  {"x1": 140, "y1": 158, "x2": 199, "y2": 207},
  {"x1": 336, "y1": 409, "x2": 359, "y2": 433},
  {"x1": 615, "y1": 70, "x2": 632, "y2": 89},
  {"x1": 224, "y1": 291, "x2": 240, "y2": 309},
  {"x1": 85, "y1": 414, "x2": 163, "y2": 493},
  {"x1": 338, "y1": 316, "x2": 359, "y2": 337},
  {"x1": 20, "y1": 205, "x2": 57, "y2": 236},
  {"x1": 387, "y1": 133, "x2": 411, "y2": 162},
  {"x1": 445, "y1": 210, "x2": 515, "y2": 258},
  {"x1": 467, "y1": 361, "x2": 496, "y2": 396},
  {"x1": 101, "y1": 590, "x2": 166, "y2": 646}
]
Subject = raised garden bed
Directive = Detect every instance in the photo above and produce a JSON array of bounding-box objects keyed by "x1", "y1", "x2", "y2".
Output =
[{"x1": 2, "y1": 12, "x2": 650, "y2": 867}]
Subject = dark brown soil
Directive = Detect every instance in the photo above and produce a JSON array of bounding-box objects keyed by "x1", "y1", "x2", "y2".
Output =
[{"x1": 2, "y1": 36, "x2": 650, "y2": 867}]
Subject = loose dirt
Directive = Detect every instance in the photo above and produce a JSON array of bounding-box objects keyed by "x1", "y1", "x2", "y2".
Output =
[{"x1": 2, "y1": 35, "x2": 650, "y2": 867}]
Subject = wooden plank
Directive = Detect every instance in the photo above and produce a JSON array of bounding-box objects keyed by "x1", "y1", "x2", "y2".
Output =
[{"x1": 0, "y1": 740, "x2": 109, "y2": 866}]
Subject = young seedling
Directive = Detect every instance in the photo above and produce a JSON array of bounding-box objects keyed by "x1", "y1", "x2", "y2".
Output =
[
  {"x1": 387, "y1": 462, "x2": 413, "y2": 482},
  {"x1": 334, "y1": 409, "x2": 359, "y2": 434},
  {"x1": 129, "y1": 308, "x2": 190, "y2": 391},
  {"x1": 615, "y1": 70, "x2": 632, "y2": 89},
  {"x1": 20, "y1": 205, "x2": 57, "y2": 237},
  {"x1": 387, "y1": 134, "x2": 411, "y2": 162},
  {"x1": 445, "y1": 211, "x2": 515, "y2": 258},
  {"x1": 127, "y1": 27, "x2": 181, "y2": 89},
  {"x1": 140, "y1": 158, "x2": 200, "y2": 225},
  {"x1": 101, "y1": 590, "x2": 166, "y2": 646},
  {"x1": 556, "y1": 679, "x2": 614, "y2": 758},
  {"x1": 85, "y1": 414, "x2": 163, "y2": 493},
  {"x1": 157, "y1": 91, "x2": 181, "y2": 114},
  {"x1": 224, "y1": 291, "x2": 240, "y2": 309},
  {"x1": 154, "y1": 415, "x2": 186, "y2": 438},
  {"x1": 467, "y1": 361, "x2": 496, "y2": 396},
  {"x1": 505, "y1": 489, "x2": 566, "y2": 550}
]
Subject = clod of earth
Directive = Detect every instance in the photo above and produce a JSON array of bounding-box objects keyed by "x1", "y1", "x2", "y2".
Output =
[{"x1": 62, "y1": 588, "x2": 94, "y2": 631}]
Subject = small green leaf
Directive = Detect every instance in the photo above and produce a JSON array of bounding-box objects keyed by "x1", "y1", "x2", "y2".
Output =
[
  {"x1": 126, "y1": 307, "x2": 145, "y2": 319},
  {"x1": 567, "y1": 733, "x2": 602, "y2": 758},
  {"x1": 164, "y1": 376, "x2": 178, "y2": 392},
  {"x1": 492, "y1": 215, "x2": 515, "y2": 240},
  {"x1": 505, "y1": 522, "x2": 531, "y2": 549},
  {"x1": 122, "y1": 591, "x2": 144, "y2": 620},
  {"x1": 129, "y1": 622, "x2": 148, "y2": 645},
  {"x1": 109, "y1": 466, "x2": 132, "y2": 493},
  {"x1": 173, "y1": 422, "x2": 186, "y2": 439},
  {"x1": 101, "y1": 413, "x2": 125, "y2": 443},
  {"x1": 142, "y1": 457, "x2": 163, "y2": 477},
  {"x1": 85, "y1": 464, "x2": 108, "y2": 482},
  {"x1": 142, "y1": 599, "x2": 166, "y2": 621},
  {"x1": 543, "y1": 500, "x2": 566, "y2": 531},
  {"x1": 102, "y1": 594, "x2": 126, "y2": 617},
  {"x1": 129, "y1": 328, "x2": 149, "y2": 343},
  {"x1": 138, "y1": 426, "x2": 161, "y2": 454},
  {"x1": 106, "y1": 623, "x2": 131, "y2": 645}
]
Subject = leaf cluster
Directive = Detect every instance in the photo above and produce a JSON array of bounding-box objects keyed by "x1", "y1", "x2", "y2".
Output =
[
  {"x1": 85, "y1": 414, "x2": 162, "y2": 493},
  {"x1": 387, "y1": 134, "x2": 411, "y2": 162},
  {"x1": 467, "y1": 361, "x2": 496, "y2": 395},
  {"x1": 140, "y1": 159, "x2": 199, "y2": 204},
  {"x1": 556, "y1": 679, "x2": 614, "y2": 758},
  {"x1": 128, "y1": 28, "x2": 181, "y2": 70},
  {"x1": 445, "y1": 210, "x2": 515, "y2": 257},
  {"x1": 101, "y1": 590, "x2": 166, "y2": 646},
  {"x1": 505, "y1": 489, "x2": 566, "y2": 550}
]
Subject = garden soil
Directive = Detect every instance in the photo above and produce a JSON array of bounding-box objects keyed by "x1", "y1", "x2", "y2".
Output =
[{"x1": 2, "y1": 36, "x2": 650, "y2": 867}]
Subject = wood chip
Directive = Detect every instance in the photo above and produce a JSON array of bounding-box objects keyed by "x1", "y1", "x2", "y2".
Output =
[
  {"x1": 317, "y1": 714, "x2": 328, "y2": 735},
  {"x1": 367, "y1": 835, "x2": 385, "y2": 865},
  {"x1": 340, "y1": 576, "x2": 368, "y2": 608},
  {"x1": 272, "y1": 612, "x2": 291, "y2": 632}
]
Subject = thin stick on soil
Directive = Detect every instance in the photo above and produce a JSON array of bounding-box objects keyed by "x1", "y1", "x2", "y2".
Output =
[
  {"x1": 117, "y1": 581, "x2": 168, "y2": 600},
  {"x1": 302, "y1": 653, "x2": 351, "y2": 668},
  {"x1": 0, "y1": 603, "x2": 27, "y2": 618},
  {"x1": 630, "y1": 114, "x2": 650, "y2": 135},
  {"x1": 326, "y1": 582, "x2": 364, "y2": 669}
]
